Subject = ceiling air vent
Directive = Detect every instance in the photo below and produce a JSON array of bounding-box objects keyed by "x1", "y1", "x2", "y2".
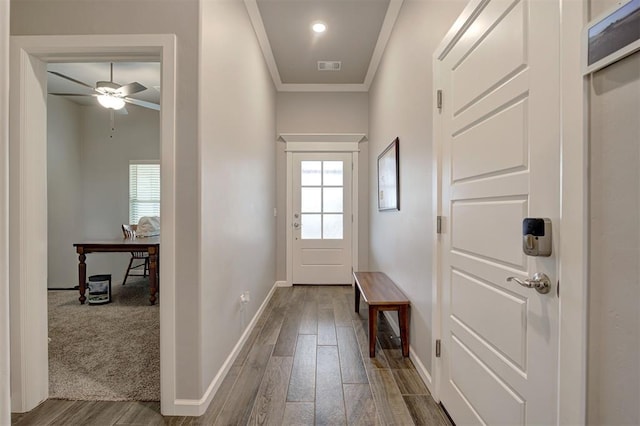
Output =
[{"x1": 317, "y1": 61, "x2": 342, "y2": 71}]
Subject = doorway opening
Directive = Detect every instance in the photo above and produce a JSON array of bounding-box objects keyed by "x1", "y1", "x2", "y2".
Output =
[
  {"x1": 46, "y1": 60, "x2": 161, "y2": 401},
  {"x1": 279, "y1": 133, "x2": 365, "y2": 286},
  {"x1": 9, "y1": 35, "x2": 177, "y2": 414}
]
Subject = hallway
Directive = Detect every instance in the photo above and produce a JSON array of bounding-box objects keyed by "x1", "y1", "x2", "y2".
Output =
[{"x1": 12, "y1": 285, "x2": 449, "y2": 425}]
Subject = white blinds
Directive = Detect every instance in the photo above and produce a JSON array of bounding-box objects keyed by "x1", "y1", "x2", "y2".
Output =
[{"x1": 129, "y1": 162, "x2": 160, "y2": 224}]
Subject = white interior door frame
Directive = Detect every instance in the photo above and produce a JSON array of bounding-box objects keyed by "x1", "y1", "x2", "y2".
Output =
[
  {"x1": 9, "y1": 34, "x2": 178, "y2": 414},
  {"x1": 0, "y1": 1, "x2": 10, "y2": 423},
  {"x1": 279, "y1": 133, "x2": 366, "y2": 286},
  {"x1": 430, "y1": 1, "x2": 588, "y2": 424}
]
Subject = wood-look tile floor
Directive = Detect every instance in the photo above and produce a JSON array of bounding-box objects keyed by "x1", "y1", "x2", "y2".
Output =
[{"x1": 12, "y1": 285, "x2": 451, "y2": 425}]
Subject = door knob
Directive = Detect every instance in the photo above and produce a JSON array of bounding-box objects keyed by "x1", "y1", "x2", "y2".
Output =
[{"x1": 506, "y1": 272, "x2": 551, "y2": 294}]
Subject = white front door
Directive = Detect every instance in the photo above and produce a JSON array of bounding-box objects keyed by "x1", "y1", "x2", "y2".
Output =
[
  {"x1": 436, "y1": 0, "x2": 560, "y2": 424},
  {"x1": 292, "y1": 153, "x2": 353, "y2": 284}
]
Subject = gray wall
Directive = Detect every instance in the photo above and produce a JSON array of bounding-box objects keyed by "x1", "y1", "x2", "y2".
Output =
[
  {"x1": 588, "y1": 1, "x2": 640, "y2": 422},
  {"x1": 199, "y1": 0, "x2": 277, "y2": 396},
  {"x1": 275, "y1": 92, "x2": 370, "y2": 280},
  {"x1": 47, "y1": 96, "x2": 83, "y2": 288},
  {"x1": 79, "y1": 105, "x2": 160, "y2": 279},
  {"x1": 47, "y1": 97, "x2": 160, "y2": 288},
  {"x1": 368, "y1": 0, "x2": 465, "y2": 376}
]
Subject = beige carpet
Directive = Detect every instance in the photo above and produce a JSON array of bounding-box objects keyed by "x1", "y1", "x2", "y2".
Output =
[{"x1": 48, "y1": 278, "x2": 160, "y2": 401}]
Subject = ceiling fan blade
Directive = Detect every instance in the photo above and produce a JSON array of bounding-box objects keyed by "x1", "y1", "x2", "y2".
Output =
[
  {"x1": 47, "y1": 71, "x2": 96, "y2": 90},
  {"x1": 124, "y1": 97, "x2": 160, "y2": 111},
  {"x1": 117, "y1": 82, "x2": 146, "y2": 96}
]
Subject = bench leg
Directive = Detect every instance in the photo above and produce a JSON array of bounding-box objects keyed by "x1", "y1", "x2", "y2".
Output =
[
  {"x1": 354, "y1": 284, "x2": 361, "y2": 313},
  {"x1": 368, "y1": 305, "x2": 378, "y2": 357},
  {"x1": 399, "y1": 305, "x2": 410, "y2": 357}
]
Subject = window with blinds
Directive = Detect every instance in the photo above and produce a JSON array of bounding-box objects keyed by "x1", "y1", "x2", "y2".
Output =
[{"x1": 129, "y1": 162, "x2": 160, "y2": 224}]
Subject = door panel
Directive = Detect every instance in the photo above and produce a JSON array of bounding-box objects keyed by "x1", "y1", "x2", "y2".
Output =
[
  {"x1": 438, "y1": 0, "x2": 560, "y2": 424},
  {"x1": 452, "y1": 0, "x2": 527, "y2": 112},
  {"x1": 451, "y1": 270, "x2": 527, "y2": 369},
  {"x1": 452, "y1": 100, "x2": 528, "y2": 182},
  {"x1": 450, "y1": 335, "x2": 526, "y2": 425},
  {"x1": 292, "y1": 153, "x2": 352, "y2": 284},
  {"x1": 452, "y1": 199, "x2": 528, "y2": 267}
]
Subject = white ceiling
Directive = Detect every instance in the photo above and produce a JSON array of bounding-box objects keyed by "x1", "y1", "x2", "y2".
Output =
[
  {"x1": 247, "y1": 0, "x2": 403, "y2": 91},
  {"x1": 257, "y1": 0, "x2": 388, "y2": 84},
  {"x1": 47, "y1": 0, "x2": 404, "y2": 99}
]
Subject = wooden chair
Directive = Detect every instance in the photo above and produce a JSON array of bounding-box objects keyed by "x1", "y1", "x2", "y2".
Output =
[{"x1": 121, "y1": 224, "x2": 150, "y2": 285}]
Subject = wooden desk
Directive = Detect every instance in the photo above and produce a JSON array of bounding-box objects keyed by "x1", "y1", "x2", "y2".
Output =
[
  {"x1": 353, "y1": 271, "x2": 410, "y2": 357},
  {"x1": 74, "y1": 237, "x2": 160, "y2": 305}
]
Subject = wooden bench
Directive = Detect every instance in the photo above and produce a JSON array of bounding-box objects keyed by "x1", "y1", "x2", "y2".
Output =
[{"x1": 353, "y1": 271, "x2": 410, "y2": 358}]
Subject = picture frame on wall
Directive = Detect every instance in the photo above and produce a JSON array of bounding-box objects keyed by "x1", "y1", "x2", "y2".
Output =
[
  {"x1": 378, "y1": 137, "x2": 400, "y2": 211},
  {"x1": 582, "y1": 0, "x2": 640, "y2": 74}
]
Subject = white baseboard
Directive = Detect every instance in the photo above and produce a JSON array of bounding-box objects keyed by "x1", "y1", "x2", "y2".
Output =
[
  {"x1": 409, "y1": 345, "x2": 434, "y2": 395},
  {"x1": 275, "y1": 280, "x2": 290, "y2": 287},
  {"x1": 172, "y1": 281, "x2": 279, "y2": 416},
  {"x1": 382, "y1": 311, "x2": 434, "y2": 394}
]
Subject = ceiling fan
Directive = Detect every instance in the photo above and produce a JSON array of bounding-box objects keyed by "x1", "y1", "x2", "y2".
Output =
[{"x1": 48, "y1": 62, "x2": 160, "y2": 112}]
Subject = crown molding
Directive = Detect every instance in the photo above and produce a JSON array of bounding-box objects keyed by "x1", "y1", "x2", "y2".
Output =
[
  {"x1": 363, "y1": 0, "x2": 403, "y2": 88},
  {"x1": 244, "y1": 0, "x2": 282, "y2": 89},
  {"x1": 278, "y1": 133, "x2": 368, "y2": 143}
]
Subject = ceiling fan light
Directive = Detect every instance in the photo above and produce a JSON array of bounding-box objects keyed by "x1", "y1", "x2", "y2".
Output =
[
  {"x1": 97, "y1": 94, "x2": 125, "y2": 110},
  {"x1": 312, "y1": 22, "x2": 326, "y2": 33}
]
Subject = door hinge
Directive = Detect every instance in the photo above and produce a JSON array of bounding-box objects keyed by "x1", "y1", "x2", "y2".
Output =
[
  {"x1": 436, "y1": 216, "x2": 442, "y2": 234},
  {"x1": 435, "y1": 339, "x2": 441, "y2": 358},
  {"x1": 437, "y1": 89, "x2": 443, "y2": 112}
]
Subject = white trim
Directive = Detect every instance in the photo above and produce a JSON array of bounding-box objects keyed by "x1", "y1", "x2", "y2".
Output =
[
  {"x1": 243, "y1": 0, "x2": 282, "y2": 91},
  {"x1": 286, "y1": 152, "x2": 293, "y2": 286},
  {"x1": 8, "y1": 34, "x2": 178, "y2": 415},
  {"x1": 362, "y1": 0, "x2": 404, "y2": 88},
  {"x1": 382, "y1": 312, "x2": 434, "y2": 394},
  {"x1": 278, "y1": 133, "x2": 367, "y2": 144},
  {"x1": 431, "y1": 55, "x2": 444, "y2": 404},
  {"x1": 352, "y1": 153, "x2": 360, "y2": 280},
  {"x1": 279, "y1": 83, "x2": 368, "y2": 92},
  {"x1": 243, "y1": 0, "x2": 403, "y2": 92},
  {"x1": 410, "y1": 346, "x2": 434, "y2": 395},
  {"x1": 558, "y1": 0, "x2": 589, "y2": 423},
  {"x1": 10, "y1": 45, "x2": 50, "y2": 412},
  {"x1": 0, "y1": 1, "x2": 10, "y2": 422},
  {"x1": 284, "y1": 135, "x2": 363, "y2": 286},
  {"x1": 285, "y1": 142, "x2": 361, "y2": 153},
  {"x1": 172, "y1": 281, "x2": 279, "y2": 416},
  {"x1": 275, "y1": 280, "x2": 290, "y2": 287}
]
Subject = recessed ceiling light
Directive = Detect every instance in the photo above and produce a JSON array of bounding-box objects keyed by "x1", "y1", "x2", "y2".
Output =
[{"x1": 312, "y1": 22, "x2": 327, "y2": 33}]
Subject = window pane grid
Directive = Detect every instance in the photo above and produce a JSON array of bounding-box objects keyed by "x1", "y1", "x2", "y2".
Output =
[{"x1": 300, "y1": 160, "x2": 344, "y2": 240}]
